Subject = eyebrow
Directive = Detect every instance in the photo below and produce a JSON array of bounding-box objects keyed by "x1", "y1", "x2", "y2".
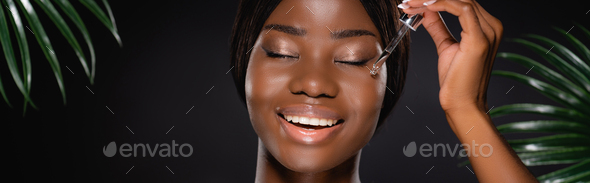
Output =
[
  {"x1": 263, "y1": 24, "x2": 376, "y2": 39},
  {"x1": 263, "y1": 24, "x2": 306, "y2": 36}
]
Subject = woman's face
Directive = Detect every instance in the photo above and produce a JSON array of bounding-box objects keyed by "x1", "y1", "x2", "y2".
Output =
[{"x1": 245, "y1": 0, "x2": 388, "y2": 173}]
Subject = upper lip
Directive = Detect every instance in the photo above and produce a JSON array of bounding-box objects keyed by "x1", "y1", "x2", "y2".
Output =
[{"x1": 276, "y1": 104, "x2": 343, "y2": 121}]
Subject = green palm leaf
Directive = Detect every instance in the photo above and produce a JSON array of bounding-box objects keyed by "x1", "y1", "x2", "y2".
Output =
[
  {"x1": 492, "y1": 70, "x2": 590, "y2": 114},
  {"x1": 489, "y1": 103, "x2": 590, "y2": 123},
  {"x1": 0, "y1": 3, "x2": 13, "y2": 107},
  {"x1": 511, "y1": 38, "x2": 590, "y2": 92},
  {"x1": 496, "y1": 52, "x2": 590, "y2": 106},
  {"x1": 0, "y1": 0, "x2": 36, "y2": 108},
  {"x1": 537, "y1": 159, "x2": 590, "y2": 183},
  {"x1": 5, "y1": 0, "x2": 35, "y2": 114},
  {"x1": 524, "y1": 34, "x2": 590, "y2": 79},
  {"x1": 556, "y1": 25, "x2": 590, "y2": 63},
  {"x1": 0, "y1": 0, "x2": 120, "y2": 113},
  {"x1": 517, "y1": 147, "x2": 590, "y2": 166},
  {"x1": 34, "y1": 0, "x2": 91, "y2": 82},
  {"x1": 489, "y1": 24, "x2": 590, "y2": 181},
  {"x1": 54, "y1": 0, "x2": 96, "y2": 84},
  {"x1": 80, "y1": 0, "x2": 121, "y2": 47},
  {"x1": 497, "y1": 120, "x2": 590, "y2": 135},
  {"x1": 16, "y1": 0, "x2": 66, "y2": 105},
  {"x1": 507, "y1": 134, "x2": 590, "y2": 152}
]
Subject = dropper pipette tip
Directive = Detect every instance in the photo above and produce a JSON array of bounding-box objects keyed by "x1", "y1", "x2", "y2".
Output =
[{"x1": 369, "y1": 13, "x2": 424, "y2": 76}]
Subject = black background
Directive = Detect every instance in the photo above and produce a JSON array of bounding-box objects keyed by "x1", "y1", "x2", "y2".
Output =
[{"x1": 3, "y1": 0, "x2": 588, "y2": 182}]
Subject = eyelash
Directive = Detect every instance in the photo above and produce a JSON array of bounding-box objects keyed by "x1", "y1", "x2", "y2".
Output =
[
  {"x1": 266, "y1": 51, "x2": 299, "y2": 59},
  {"x1": 265, "y1": 51, "x2": 369, "y2": 66},
  {"x1": 337, "y1": 59, "x2": 370, "y2": 66}
]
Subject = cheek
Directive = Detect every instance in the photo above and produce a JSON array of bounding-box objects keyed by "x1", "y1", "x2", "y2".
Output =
[
  {"x1": 244, "y1": 55, "x2": 288, "y2": 137},
  {"x1": 344, "y1": 78, "x2": 385, "y2": 115},
  {"x1": 339, "y1": 62, "x2": 387, "y2": 146}
]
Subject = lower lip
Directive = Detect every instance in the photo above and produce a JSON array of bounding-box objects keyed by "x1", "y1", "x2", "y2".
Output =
[{"x1": 277, "y1": 114, "x2": 343, "y2": 144}]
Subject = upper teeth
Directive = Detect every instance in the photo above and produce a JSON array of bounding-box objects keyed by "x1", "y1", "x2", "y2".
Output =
[{"x1": 284, "y1": 115, "x2": 338, "y2": 126}]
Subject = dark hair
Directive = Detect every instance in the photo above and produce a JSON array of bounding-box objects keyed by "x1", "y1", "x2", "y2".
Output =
[{"x1": 229, "y1": 0, "x2": 410, "y2": 133}]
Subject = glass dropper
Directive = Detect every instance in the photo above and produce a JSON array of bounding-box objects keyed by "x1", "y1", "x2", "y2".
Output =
[{"x1": 369, "y1": 12, "x2": 424, "y2": 76}]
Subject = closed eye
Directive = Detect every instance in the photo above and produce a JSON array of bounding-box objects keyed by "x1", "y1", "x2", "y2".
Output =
[
  {"x1": 336, "y1": 59, "x2": 370, "y2": 66},
  {"x1": 261, "y1": 46, "x2": 299, "y2": 59},
  {"x1": 266, "y1": 53, "x2": 369, "y2": 66},
  {"x1": 266, "y1": 51, "x2": 298, "y2": 59},
  {"x1": 262, "y1": 46, "x2": 370, "y2": 66}
]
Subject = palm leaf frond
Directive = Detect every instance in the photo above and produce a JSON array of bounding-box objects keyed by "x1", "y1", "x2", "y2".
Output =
[
  {"x1": 496, "y1": 52, "x2": 590, "y2": 106},
  {"x1": 537, "y1": 159, "x2": 590, "y2": 183},
  {"x1": 1, "y1": 0, "x2": 36, "y2": 108},
  {"x1": 5, "y1": 0, "x2": 35, "y2": 114},
  {"x1": 492, "y1": 70, "x2": 590, "y2": 114},
  {"x1": 507, "y1": 134, "x2": 590, "y2": 152},
  {"x1": 80, "y1": 0, "x2": 121, "y2": 47},
  {"x1": 496, "y1": 120, "x2": 590, "y2": 135},
  {"x1": 16, "y1": 0, "x2": 66, "y2": 105},
  {"x1": 524, "y1": 34, "x2": 590, "y2": 79},
  {"x1": 0, "y1": 3, "x2": 14, "y2": 107},
  {"x1": 34, "y1": 0, "x2": 90, "y2": 82},
  {"x1": 489, "y1": 103, "x2": 590, "y2": 123},
  {"x1": 0, "y1": 0, "x2": 120, "y2": 112},
  {"x1": 490, "y1": 24, "x2": 590, "y2": 181},
  {"x1": 517, "y1": 146, "x2": 590, "y2": 166},
  {"x1": 555, "y1": 25, "x2": 590, "y2": 63},
  {"x1": 54, "y1": 0, "x2": 96, "y2": 84},
  {"x1": 511, "y1": 38, "x2": 590, "y2": 92}
]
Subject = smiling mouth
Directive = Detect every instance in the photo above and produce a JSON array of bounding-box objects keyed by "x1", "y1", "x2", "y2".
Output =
[{"x1": 277, "y1": 113, "x2": 344, "y2": 130}]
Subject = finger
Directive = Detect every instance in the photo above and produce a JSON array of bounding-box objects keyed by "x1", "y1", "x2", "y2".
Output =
[
  {"x1": 426, "y1": 0, "x2": 487, "y2": 48},
  {"x1": 401, "y1": 2, "x2": 472, "y2": 86},
  {"x1": 402, "y1": 0, "x2": 498, "y2": 109},
  {"x1": 455, "y1": 0, "x2": 495, "y2": 100},
  {"x1": 405, "y1": 0, "x2": 494, "y2": 40},
  {"x1": 472, "y1": 0, "x2": 504, "y2": 44},
  {"x1": 423, "y1": 1, "x2": 489, "y2": 96},
  {"x1": 405, "y1": 0, "x2": 497, "y2": 76},
  {"x1": 404, "y1": 0, "x2": 489, "y2": 51},
  {"x1": 397, "y1": 5, "x2": 458, "y2": 83},
  {"x1": 400, "y1": 3, "x2": 458, "y2": 55},
  {"x1": 472, "y1": 0, "x2": 503, "y2": 73},
  {"x1": 457, "y1": 0, "x2": 495, "y2": 44},
  {"x1": 465, "y1": 1, "x2": 503, "y2": 103}
]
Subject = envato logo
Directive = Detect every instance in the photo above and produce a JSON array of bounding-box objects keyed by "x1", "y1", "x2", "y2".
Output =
[
  {"x1": 403, "y1": 141, "x2": 493, "y2": 158},
  {"x1": 103, "y1": 141, "x2": 193, "y2": 157}
]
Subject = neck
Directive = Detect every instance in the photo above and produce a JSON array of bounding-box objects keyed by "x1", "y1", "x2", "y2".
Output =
[{"x1": 254, "y1": 138, "x2": 362, "y2": 183}]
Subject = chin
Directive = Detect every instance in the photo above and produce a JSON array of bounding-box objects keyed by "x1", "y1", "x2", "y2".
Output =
[{"x1": 275, "y1": 146, "x2": 346, "y2": 173}]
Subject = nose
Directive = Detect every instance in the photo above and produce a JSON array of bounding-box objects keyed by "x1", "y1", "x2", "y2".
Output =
[{"x1": 288, "y1": 57, "x2": 340, "y2": 98}]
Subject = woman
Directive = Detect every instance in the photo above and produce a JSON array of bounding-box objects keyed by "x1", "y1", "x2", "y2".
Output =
[{"x1": 229, "y1": 0, "x2": 538, "y2": 182}]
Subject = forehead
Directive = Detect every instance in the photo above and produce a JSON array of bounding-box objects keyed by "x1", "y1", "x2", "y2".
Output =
[{"x1": 264, "y1": 0, "x2": 381, "y2": 41}]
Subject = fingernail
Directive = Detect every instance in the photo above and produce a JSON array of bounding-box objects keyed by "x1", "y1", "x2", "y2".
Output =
[
  {"x1": 423, "y1": 0, "x2": 436, "y2": 6},
  {"x1": 402, "y1": 0, "x2": 411, "y2": 3},
  {"x1": 397, "y1": 3, "x2": 410, "y2": 9}
]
